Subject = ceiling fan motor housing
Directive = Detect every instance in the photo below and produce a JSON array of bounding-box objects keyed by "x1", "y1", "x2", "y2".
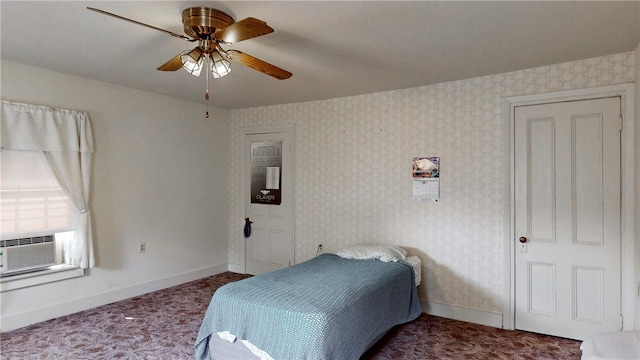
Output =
[{"x1": 182, "y1": 7, "x2": 234, "y2": 39}]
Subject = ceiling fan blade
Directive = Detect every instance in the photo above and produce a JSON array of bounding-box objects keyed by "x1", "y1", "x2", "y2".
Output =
[
  {"x1": 215, "y1": 18, "x2": 274, "y2": 44},
  {"x1": 226, "y1": 50, "x2": 292, "y2": 80},
  {"x1": 87, "y1": 7, "x2": 194, "y2": 42},
  {"x1": 157, "y1": 51, "x2": 187, "y2": 71}
]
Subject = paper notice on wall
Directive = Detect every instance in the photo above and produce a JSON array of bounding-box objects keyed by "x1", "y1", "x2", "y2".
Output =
[
  {"x1": 413, "y1": 178, "x2": 439, "y2": 202},
  {"x1": 266, "y1": 167, "x2": 280, "y2": 190},
  {"x1": 412, "y1": 157, "x2": 440, "y2": 202}
]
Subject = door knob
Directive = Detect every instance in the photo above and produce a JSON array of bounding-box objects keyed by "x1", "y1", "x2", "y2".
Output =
[{"x1": 519, "y1": 236, "x2": 527, "y2": 243}]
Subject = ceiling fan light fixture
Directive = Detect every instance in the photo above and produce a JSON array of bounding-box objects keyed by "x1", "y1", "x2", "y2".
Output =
[
  {"x1": 210, "y1": 50, "x2": 231, "y2": 78},
  {"x1": 181, "y1": 48, "x2": 205, "y2": 77}
]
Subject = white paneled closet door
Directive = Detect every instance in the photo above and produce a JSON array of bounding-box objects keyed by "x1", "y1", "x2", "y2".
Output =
[{"x1": 514, "y1": 97, "x2": 622, "y2": 340}]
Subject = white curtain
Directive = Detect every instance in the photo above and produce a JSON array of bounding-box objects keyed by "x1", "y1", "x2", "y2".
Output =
[{"x1": 1, "y1": 100, "x2": 95, "y2": 268}]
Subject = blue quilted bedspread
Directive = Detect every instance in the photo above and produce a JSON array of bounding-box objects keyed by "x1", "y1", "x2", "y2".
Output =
[{"x1": 195, "y1": 253, "x2": 422, "y2": 360}]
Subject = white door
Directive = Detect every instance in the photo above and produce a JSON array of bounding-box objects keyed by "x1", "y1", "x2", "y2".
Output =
[
  {"x1": 244, "y1": 131, "x2": 294, "y2": 275},
  {"x1": 514, "y1": 97, "x2": 621, "y2": 340}
]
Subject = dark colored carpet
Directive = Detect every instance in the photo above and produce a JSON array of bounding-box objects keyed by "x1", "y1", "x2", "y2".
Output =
[{"x1": 1, "y1": 272, "x2": 582, "y2": 359}]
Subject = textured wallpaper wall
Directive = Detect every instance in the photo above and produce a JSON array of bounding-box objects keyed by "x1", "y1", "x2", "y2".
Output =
[{"x1": 228, "y1": 52, "x2": 634, "y2": 314}]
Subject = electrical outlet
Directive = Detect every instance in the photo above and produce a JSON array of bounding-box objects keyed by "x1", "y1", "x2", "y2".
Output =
[{"x1": 138, "y1": 242, "x2": 146, "y2": 253}]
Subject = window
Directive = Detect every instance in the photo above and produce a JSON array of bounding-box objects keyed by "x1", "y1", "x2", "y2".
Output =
[
  {"x1": 1, "y1": 100, "x2": 95, "y2": 280},
  {"x1": 0, "y1": 150, "x2": 80, "y2": 284},
  {"x1": 0, "y1": 150, "x2": 84, "y2": 288},
  {"x1": 1, "y1": 150, "x2": 79, "y2": 239}
]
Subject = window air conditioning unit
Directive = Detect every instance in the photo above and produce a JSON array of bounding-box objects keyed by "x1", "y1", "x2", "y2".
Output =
[{"x1": 0, "y1": 235, "x2": 57, "y2": 274}]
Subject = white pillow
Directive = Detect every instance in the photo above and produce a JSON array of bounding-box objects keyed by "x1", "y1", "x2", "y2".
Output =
[{"x1": 334, "y1": 244, "x2": 407, "y2": 262}]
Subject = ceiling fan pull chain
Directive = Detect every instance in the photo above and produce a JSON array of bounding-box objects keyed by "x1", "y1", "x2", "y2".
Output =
[
  {"x1": 206, "y1": 55, "x2": 211, "y2": 100},
  {"x1": 205, "y1": 55, "x2": 210, "y2": 118}
]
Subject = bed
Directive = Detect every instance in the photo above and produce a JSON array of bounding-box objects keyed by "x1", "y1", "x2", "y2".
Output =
[{"x1": 195, "y1": 244, "x2": 422, "y2": 360}]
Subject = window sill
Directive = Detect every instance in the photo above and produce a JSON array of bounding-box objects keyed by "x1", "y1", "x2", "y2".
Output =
[{"x1": 0, "y1": 265, "x2": 84, "y2": 292}]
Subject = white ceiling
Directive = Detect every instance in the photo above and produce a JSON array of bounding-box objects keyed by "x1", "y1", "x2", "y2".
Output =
[{"x1": 1, "y1": 1, "x2": 638, "y2": 110}]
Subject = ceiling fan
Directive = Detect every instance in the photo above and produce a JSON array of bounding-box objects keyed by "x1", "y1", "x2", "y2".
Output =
[{"x1": 87, "y1": 6, "x2": 292, "y2": 115}]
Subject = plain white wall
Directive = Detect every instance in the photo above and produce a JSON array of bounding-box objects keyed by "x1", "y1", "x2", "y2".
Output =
[{"x1": 0, "y1": 60, "x2": 230, "y2": 331}]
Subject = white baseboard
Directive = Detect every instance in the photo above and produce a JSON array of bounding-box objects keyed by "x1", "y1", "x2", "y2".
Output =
[
  {"x1": 1, "y1": 263, "x2": 229, "y2": 332},
  {"x1": 421, "y1": 300, "x2": 504, "y2": 328},
  {"x1": 227, "y1": 262, "x2": 244, "y2": 273}
]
